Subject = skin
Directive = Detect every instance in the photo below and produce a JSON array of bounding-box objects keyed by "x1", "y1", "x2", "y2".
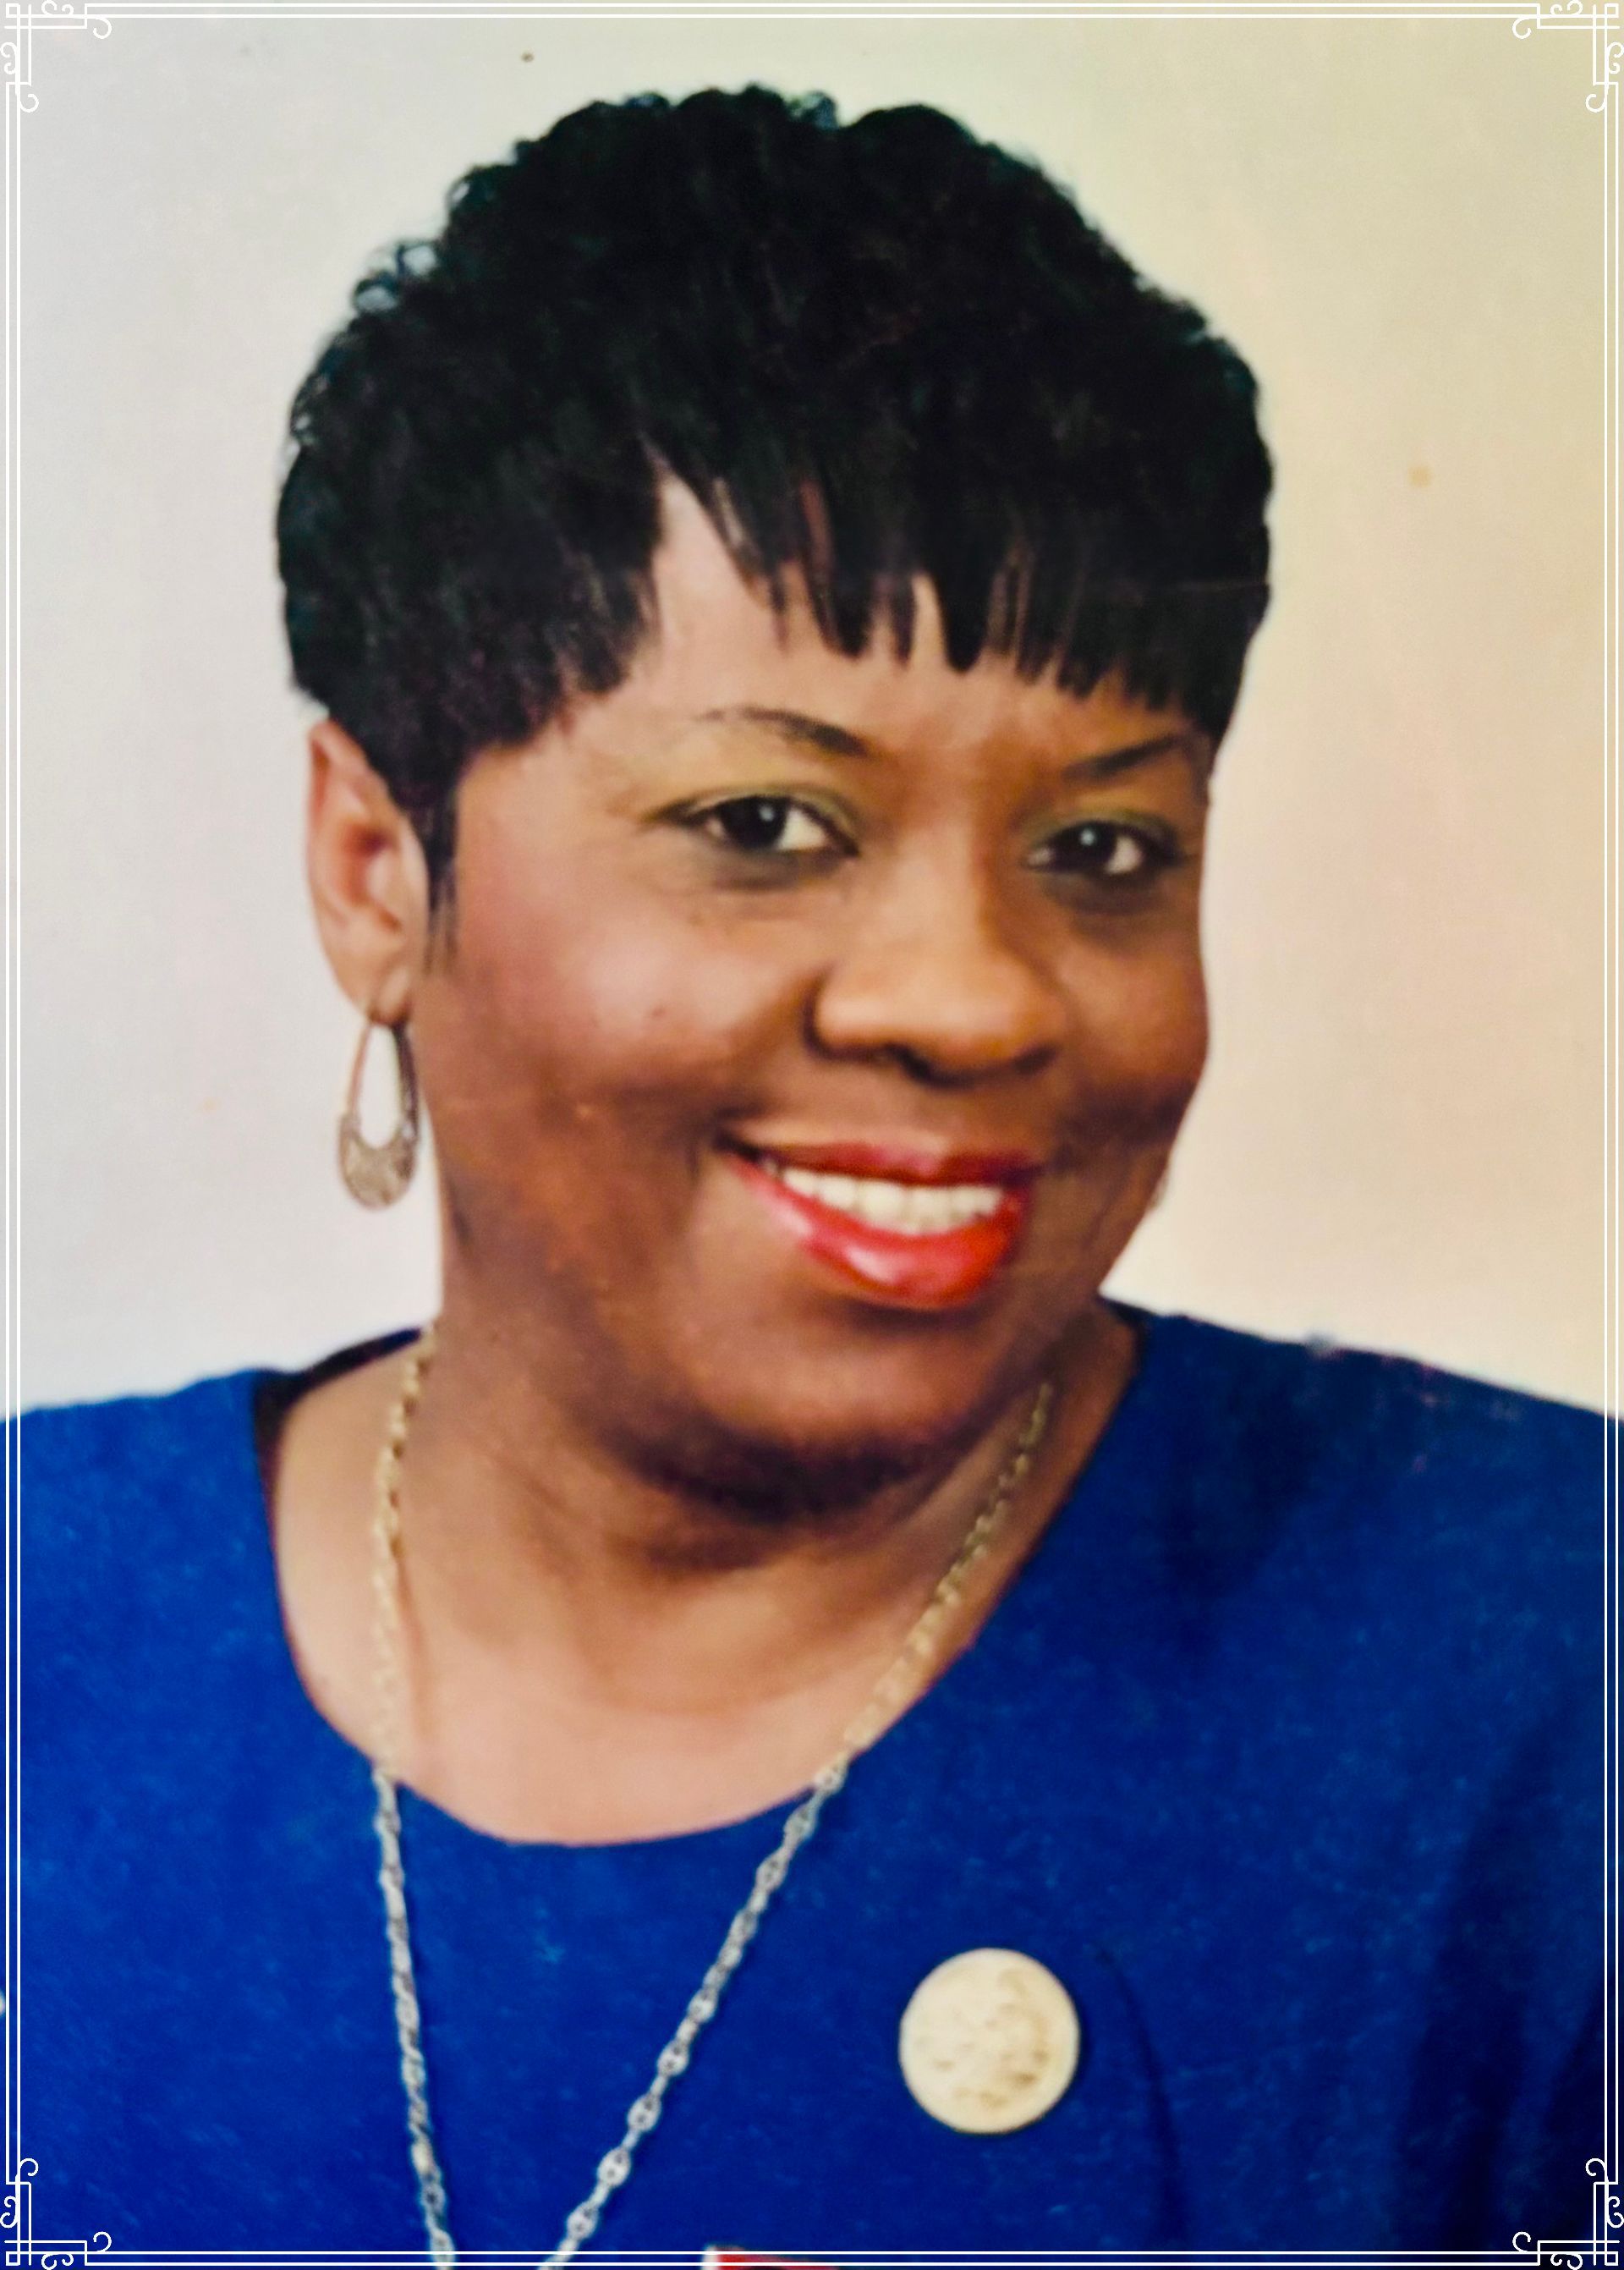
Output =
[{"x1": 269, "y1": 482, "x2": 1215, "y2": 1844}]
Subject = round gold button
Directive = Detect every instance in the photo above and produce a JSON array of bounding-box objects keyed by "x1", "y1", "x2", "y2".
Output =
[{"x1": 898, "y1": 1948, "x2": 1082, "y2": 2134}]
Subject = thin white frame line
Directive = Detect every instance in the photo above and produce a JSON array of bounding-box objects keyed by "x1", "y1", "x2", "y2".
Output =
[
  {"x1": 5, "y1": 5, "x2": 1621, "y2": 19},
  {"x1": 8, "y1": 3, "x2": 1610, "y2": 8},
  {"x1": 0, "y1": 3, "x2": 1612, "y2": 14},
  {"x1": 7, "y1": 0, "x2": 21, "y2": 2218},
  {"x1": 1604, "y1": 41, "x2": 1617, "y2": 2231},
  {"x1": 1608, "y1": 35, "x2": 1617, "y2": 2226},
  {"x1": 1, "y1": 6, "x2": 1616, "y2": 2267},
  {"x1": 1599, "y1": 18, "x2": 1610, "y2": 2223},
  {"x1": 0, "y1": 8, "x2": 1612, "y2": 19},
  {"x1": 1614, "y1": 46, "x2": 1621, "y2": 2236}
]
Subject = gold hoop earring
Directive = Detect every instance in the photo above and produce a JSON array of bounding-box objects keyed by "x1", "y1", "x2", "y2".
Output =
[{"x1": 337, "y1": 1015, "x2": 420, "y2": 1209}]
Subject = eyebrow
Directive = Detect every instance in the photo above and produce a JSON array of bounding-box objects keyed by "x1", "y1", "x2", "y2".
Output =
[
  {"x1": 695, "y1": 706, "x2": 873, "y2": 758},
  {"x1": 696, "y1": 706, "x2": 1210, "y2": 781},
  {"x1": 1060, "y1": 731, "x2": 1211, "y2": 784}
]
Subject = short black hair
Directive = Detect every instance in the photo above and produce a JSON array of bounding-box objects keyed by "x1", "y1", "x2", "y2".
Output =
[{"x1": 277, "y1": 87, "x2": 1272, "y2": 891}]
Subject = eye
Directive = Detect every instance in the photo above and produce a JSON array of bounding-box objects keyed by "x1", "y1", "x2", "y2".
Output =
[
  {"x1": 694, "y1": 796, "x2": 844, "y2": 856},
  {"x1": 1029, "y1": 819, "x2": 1176, "y2": 885}
]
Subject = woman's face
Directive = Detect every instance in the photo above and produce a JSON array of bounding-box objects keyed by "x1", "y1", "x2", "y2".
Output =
[{"x1": 410, "y1": 487, "x2": 1212, "y2": 1486}]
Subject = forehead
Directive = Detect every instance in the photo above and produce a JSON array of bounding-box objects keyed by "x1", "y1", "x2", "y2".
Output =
[{"x1": 598, "y1": 481, "x2": 1199, "y2": 764}]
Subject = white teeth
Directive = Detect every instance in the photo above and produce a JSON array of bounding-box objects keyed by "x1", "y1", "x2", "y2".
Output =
[{"x1": 767, "y1": 1160, "x2": 1006, "y2": 1234}]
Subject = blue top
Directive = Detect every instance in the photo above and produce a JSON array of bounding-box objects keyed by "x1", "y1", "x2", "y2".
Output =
[{"x1": 19, "y1": 1313, "x2": 1606, "y2": 2257}]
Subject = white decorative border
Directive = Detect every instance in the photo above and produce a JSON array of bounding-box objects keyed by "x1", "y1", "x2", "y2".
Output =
[
  {"x1": 1512, "y1": 2161, "x2": 1624, "y2": 2264},
  {"x1": 0, "y1": 8, "x2": 107, "y2": 118},
  {"x1": 0, "y1": 5, "x2": 1615, "y2": 2266},
  {"x1": 0, "y1": 2163, "x2": 108, "y2": 2267},
  {"x1": 1516, "y1": 0, "x2": 1623, "y2": 107}
]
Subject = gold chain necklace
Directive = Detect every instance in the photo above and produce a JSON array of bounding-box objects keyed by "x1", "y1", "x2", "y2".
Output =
[{"x1": 368, "y1": 1325, "x2": 1054, "y2": 2267}]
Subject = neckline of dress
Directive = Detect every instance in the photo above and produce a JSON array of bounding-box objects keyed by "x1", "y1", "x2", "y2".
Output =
[{"x1": 232, "y1": 1302, "x2": 1191, "y2": 1866}]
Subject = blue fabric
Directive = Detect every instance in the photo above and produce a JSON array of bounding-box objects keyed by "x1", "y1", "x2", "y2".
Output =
[{"x1": 19, "y1": 1312, "x2": 1605, "y2": 2256}]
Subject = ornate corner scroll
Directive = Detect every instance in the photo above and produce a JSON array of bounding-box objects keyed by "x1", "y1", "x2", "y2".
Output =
[
  {"x1": 1, "y1": 4, "x2": 110, "y2": 115},
  {"x1": 1514, "y1": 1, "x2": 1624, "y2": 108},
  {"x1": 0, "y1": 2163, "x2": 110, "y2": 2267},
  {"x1": 1513, "y1": 2159, "x2": 1624, "y2": 2265}
]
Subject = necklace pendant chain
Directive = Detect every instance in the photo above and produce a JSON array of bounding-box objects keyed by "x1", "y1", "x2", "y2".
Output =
[{"x1": 367, "y1": 1327, "x2": 1053, "y2": 2267}]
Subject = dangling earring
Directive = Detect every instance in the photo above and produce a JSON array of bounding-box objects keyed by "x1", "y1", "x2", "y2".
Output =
[{"x1": 337, "y1": 1014, "x2": 420, "y2": 1208}]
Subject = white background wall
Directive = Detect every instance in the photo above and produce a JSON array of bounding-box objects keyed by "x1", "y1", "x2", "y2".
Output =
[{"x1": 19, "y1": 9, "x2": 1609, "y2": 1409}]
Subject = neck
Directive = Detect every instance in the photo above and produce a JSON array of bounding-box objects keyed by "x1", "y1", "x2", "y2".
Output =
[
  {"x1": 394, "y1": 1282, "x2": 1129, "y2": 1720},
  {"x1": 269, "y1": 1288, "x2": 1138, "y2": 1843}
]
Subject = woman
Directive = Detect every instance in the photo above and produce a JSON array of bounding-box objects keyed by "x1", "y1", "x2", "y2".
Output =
[{"x1": 23, "y1": 87, "x2": 1600, "y2": 2259}]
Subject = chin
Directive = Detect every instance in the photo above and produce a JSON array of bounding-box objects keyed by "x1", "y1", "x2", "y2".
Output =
[{"x1": 621, "y1": 1298, "x2": 1073, "y2": 1525}]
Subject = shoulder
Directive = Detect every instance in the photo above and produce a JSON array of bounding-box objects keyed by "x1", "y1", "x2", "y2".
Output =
[
  {"x1": 22, "y1": 1365, "x2": 270, "y2": 1530},
  {"x1": 23, "y1": 1366, "x2": 265, "y2": 1495},
  {"x1": 19, "y1": 1328, "x2": 421, "y2": 1662},
  {"x1": 20, "y1": 1325, "x2": 421, "y2": 1530},
  {"x1": 1125, "y1": 1310, "x2": 1604, "y2": 1664},
  {"x1": 1155, "y1": 1305, "x2": 1601, "y2": 1443},
  {"x1": 1148, "y1": 1307, "x2": 1600, "y2": 1518},
  {"x1": 19, "y1": 1368, "x2": 272, "y2": 1674}
]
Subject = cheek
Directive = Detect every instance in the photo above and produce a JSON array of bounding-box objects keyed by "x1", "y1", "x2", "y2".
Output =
[
  {"x1": 417, "y1": 857, "x2": 794, "y2": 1172},
  {"x1": 1064, "y1": 935, "x2": 1208, "y2": 1138}
]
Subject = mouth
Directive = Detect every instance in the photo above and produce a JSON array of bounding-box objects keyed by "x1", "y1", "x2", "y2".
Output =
[{"x1": 719, "y1": 1137, "x2": 1039, "y2": 1309}]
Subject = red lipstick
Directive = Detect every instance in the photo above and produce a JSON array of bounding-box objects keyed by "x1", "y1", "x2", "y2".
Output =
[{"x1": 722, "y1": 1141, "x2": 1036, "y2": 1308}]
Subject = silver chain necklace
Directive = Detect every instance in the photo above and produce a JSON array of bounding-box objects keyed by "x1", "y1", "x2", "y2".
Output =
[{"x1": 368, "y1": 1327, "x2": 1054, "y2": 2267}]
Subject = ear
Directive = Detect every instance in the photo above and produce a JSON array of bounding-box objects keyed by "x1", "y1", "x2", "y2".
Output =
[{"x1": 305, "y1": 720, "x2": 432, "y2": 1023}]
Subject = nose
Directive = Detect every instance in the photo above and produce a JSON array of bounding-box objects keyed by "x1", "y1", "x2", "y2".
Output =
[{"x1": 809, "y1": 850, "x2": 1071, "y2": 1084}]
